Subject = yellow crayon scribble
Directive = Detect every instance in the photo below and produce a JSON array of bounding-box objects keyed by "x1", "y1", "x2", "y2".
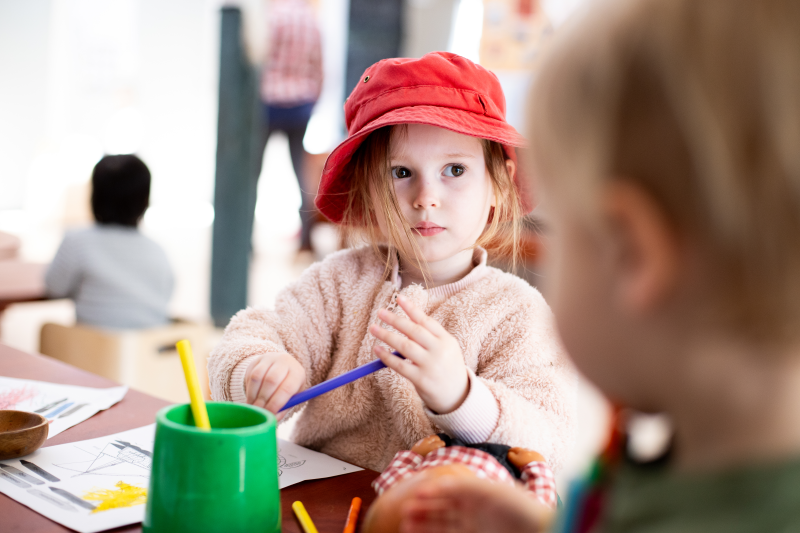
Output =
[{"x1": 83, "y1": 481, "x2": 147, "y2": 513}]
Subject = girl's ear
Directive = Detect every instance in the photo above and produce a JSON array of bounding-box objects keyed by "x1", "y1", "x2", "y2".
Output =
[
  {"x1": 505, "y1": 159, "x2": 517, "y2": 181},
  {"x1": 498, "y1": 159, "x2": 516, "y2": 209}
]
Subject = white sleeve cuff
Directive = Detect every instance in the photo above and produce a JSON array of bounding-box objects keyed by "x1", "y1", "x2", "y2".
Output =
[
  {"x1": 424, "y1": 370, "x2": 499, "y2": 444},
  {"x1": 229, "y1": 355, "x2": 260, "y2": 403}
]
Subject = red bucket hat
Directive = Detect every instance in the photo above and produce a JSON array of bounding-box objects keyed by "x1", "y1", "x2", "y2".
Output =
[{"x1": 315, "y1": 51, "x2": 532, "y2": 223}]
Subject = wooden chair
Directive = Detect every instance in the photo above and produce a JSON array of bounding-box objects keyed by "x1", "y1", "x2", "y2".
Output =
[{"x1": 39, "y1": 320, "x2": 211, "y2": 403}]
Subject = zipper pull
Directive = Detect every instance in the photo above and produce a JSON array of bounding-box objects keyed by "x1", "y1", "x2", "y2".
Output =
[{"x1": 387, "y1": 291, "x2": 399, "y2": 312}]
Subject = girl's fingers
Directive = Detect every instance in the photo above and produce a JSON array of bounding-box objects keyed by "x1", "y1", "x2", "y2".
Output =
[
  {"x1": 396, "y1": 295, "x2": 448, "y2": 337},
  {"x1": 375, "y1": 345, "x2": 421, "y2": 383},
  {"x1": 369, "y1": 324, "x2": 427, "y2": 365},
  {"x1": 246, "y1": 361, "x2": 269, "y2": 404},
  {"x1": 377, "y1": 308, "x2": 439, "y2": 349},
  {"x1": 264, "y1": 365, "x2": 304, "y2": 414},
  {"x1": 257, "y1": 361, "x2": 290, "y2": 410}
]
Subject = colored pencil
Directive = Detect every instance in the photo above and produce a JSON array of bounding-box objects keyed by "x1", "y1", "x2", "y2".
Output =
[
  {"x1": 292, "y1": 501, "x2": 319, "y2": 533},
  {"x1": 176, "y1": 339, "x2": 211, "y2": 430},
  {"x1": 279, "y1": 351, "x2": 404, "y2": 412},
  {"x1": 343, "y1": 496, "x2": 362, "y2": 533}
]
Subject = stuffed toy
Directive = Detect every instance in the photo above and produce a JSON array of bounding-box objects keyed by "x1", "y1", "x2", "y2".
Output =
[{"x1": 363, "y1": 433, "x2": 557, "y2": 533}]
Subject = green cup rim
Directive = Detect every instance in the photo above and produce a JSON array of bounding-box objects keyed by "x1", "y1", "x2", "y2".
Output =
[{"x1": 155, "y1": 402, "x2": 276, "y2": 436}]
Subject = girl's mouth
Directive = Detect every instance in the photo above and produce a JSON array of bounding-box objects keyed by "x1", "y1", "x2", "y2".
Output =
[{"x1": 412, "y1": 222, "x2": 444, "y2": 236}]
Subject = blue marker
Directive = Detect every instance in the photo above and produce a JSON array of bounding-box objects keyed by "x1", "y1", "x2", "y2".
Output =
[{"x1": 279, "y1": 351, "x2": 404, "y2": 412}]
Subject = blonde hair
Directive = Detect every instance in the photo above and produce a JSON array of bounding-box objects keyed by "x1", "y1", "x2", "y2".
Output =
[
  {"x1": 340, "y1": 125, "x2": 524, "y2": 281},
  {"x1": 530, "y1": 0, "x2": 800, "y2": 341}
]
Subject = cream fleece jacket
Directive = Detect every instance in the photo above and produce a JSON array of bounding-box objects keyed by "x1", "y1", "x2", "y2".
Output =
[{"x1": 208, "y1": 246, "x2": 576, "y2": 473}]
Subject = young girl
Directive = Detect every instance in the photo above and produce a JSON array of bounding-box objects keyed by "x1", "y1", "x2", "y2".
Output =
[{"x1": 208, "y1": 51, "x2": 576, "y2": 472}]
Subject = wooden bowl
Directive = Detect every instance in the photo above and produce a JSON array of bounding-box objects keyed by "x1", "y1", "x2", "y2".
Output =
[{"x1": 0, "y1": 410, "x2": 49, "y2": 460}]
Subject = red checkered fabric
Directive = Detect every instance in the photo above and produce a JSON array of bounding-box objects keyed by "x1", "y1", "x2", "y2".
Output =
[
  {"x1": 521, "y1": 461, "x2": 557, "y2": 509},
  {"x1": 261, "y1": 0, "x2": 323, "y2": 105},
  {"x1": 371, "y1": 450, "x2": 425, "y2": 495},
  {"x1": 372, "y1": 447, "x2": 557, "y2": 509}
]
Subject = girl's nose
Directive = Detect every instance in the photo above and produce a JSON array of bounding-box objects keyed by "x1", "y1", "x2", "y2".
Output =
[{"x1": 412, "y1": 178, "x2": 440, "y2": 210}]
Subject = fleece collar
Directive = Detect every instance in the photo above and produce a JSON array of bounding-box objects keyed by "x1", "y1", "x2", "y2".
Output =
[{"x1": 390, "y1": 247, "x2": 490, "y2": 306}]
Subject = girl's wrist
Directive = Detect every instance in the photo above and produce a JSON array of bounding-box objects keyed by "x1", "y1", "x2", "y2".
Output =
[
  {"x1": 426, "y1": 368, "x2": 470, "y2": 414},
  {"x1": 231, "y1": 355, "x2": 261, "y2": 403},
  {"x1": 424, "y1": 372, "x2": 500, "y2": 443}
]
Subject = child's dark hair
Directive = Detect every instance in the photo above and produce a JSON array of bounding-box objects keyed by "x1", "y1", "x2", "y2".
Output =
[{"x1": 91, "y1": 154, "x2": 151, "y2": 227}]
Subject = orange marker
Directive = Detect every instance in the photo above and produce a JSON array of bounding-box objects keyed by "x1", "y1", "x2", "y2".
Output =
[{"x1": 343, "y1": 497, "x2": 362, "y2": 533}]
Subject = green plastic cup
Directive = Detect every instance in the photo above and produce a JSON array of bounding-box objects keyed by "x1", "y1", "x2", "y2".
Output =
[{"x1": 143, "y1": 402, "x2": 280, "y2": 533}]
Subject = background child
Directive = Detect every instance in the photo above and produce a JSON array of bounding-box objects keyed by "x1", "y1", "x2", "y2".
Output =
[
  {"x1": 45, "y1": 154, "x2": 174, "y2": 329},
  {"x1": 208, "y1": 51, "x2": 576, "y2": 473},
  {"x1": 398, "y1": 0, "x2": 800, "y2": 531}
]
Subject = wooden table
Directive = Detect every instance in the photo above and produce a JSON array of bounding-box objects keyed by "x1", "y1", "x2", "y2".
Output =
[{"x1": 0, "y1": 343, "x2": 379, "y2": 532}]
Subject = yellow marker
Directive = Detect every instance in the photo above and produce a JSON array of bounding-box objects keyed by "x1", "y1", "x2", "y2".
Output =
[
  {"x1": 176, "y1": 339, "x2": 211, "y2": 430},
  {"x1": 292, "y1": 501, "x2": 319, "y2": 533}
]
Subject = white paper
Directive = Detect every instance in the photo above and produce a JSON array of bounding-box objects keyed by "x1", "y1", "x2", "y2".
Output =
[
  {"x1": 0, "y1": 424, "x2": 155, "y2": 533},
  {"x1": 277, "y1": 438, "x2": 362, "y2": 489},
  {"x1": 0, "y1": 424, "x2": 362, "y2": 532},
  {"x1": 0, "y1": 376, "x2": 127, "y2": 438}
]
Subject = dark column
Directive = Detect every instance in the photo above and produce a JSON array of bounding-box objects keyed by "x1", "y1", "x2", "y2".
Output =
[
  {"x1": 210, "y1": 7, "x2": 263, "y2": 328},
  {"x1": 345, "y1": 0, "x2": 404, "y2": 98}
]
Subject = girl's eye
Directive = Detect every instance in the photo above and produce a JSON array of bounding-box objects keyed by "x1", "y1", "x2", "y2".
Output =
[
  {"x1": 443, "y1": 164, "x2": 465, "y2": 177},
  {"x1": 392, "y1": 167, "x2": 411, "y2": 179}
]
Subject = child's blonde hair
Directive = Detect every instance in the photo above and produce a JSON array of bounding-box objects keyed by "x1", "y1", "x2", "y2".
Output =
[
  {"x1": 340, "y1": 125, "x2": 524, "y2": 280},
  {"x1": 530, "y1": 0, "x2": 800, "y2": 341}
]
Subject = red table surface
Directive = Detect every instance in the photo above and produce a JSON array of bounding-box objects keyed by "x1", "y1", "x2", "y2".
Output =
[{"x1": 0, "y1": 343, "x2": 378, "y2": 533}]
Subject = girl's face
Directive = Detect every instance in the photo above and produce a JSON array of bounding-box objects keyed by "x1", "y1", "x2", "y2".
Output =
[{"x1": 373, "y1": 124, "x2": 496, "y2": 268}]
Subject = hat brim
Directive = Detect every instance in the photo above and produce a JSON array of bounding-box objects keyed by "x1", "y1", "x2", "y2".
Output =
[{"x1": 315, "y1": 106, "x2": 531, "y2": 223}]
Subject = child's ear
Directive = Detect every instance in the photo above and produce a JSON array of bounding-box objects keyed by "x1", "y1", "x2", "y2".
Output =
[
  {"x1": 505, "y1": 159, "x2": 516, "y2": 181},
  {"x1": 495, "y1": 159, "x2": 516, "y2": 209},
  {"x1": 602, "y1": 180, "x2": 681, "y2": 314}
]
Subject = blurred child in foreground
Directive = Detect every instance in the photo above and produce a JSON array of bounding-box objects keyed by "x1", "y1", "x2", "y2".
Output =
[
  {"x1": 46, "y1": 154, "x2": 173, "y2": 329},
  {"x1": 398, "y1": 0, "x2": 800, "y2": 531}
]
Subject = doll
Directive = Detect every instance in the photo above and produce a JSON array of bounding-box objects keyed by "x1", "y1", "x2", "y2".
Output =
[{"x1": 363, "y1": 434, "x2": 557, "y2": 533}]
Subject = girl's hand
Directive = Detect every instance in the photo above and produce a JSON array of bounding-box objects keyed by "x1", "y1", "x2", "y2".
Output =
[
  {"x1": 369, "y1": 295, "x2": 469, "y2": 414},
  {"x1": 399, "y1": 475, "x2": 554, "y2": 533},
  {"x1": 243, "y1": 352, "x2": 306, "y2": 420}
]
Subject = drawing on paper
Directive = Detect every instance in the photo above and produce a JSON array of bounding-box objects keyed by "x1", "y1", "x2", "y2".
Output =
[
  {"x1": 0, "y1": 386, "x2": 38, "y2": 410},
  {"x1": 50, "y1": 486, "x2": 98, "y2": 511},
  {"x1": 277, "y1": 451, "x2": 306, "y2": 477},
  {"x1": 83, "y1": 481, "x2": 147, "y2": 513},
  {"x1": 28, "y1": 488, "x2": 77, "y2": 512},
  {"x1": 0, "y1": 463, "x2": 45, "y2": 485},
  {"x1": 0, "y1": 377, "x2": 128, "y2": 440},
  {"x1": 20, "y1": 460, "x2": 61, "y2": 482},
  {"x1": 55, "y1": 440, "x2": 152, "y2": 478}
]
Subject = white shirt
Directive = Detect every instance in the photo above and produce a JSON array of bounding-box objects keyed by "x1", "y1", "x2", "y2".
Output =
[{"x1": 45, "y1": 225, "x2": 174, "y2": 329}]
